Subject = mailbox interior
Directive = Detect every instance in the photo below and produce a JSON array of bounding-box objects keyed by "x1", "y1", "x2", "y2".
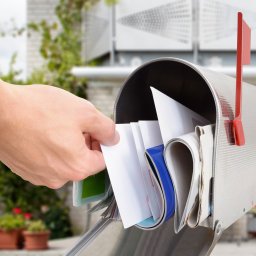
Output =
[{"x1": 115, "y1": 59, "x2": 216, "y2": 124}]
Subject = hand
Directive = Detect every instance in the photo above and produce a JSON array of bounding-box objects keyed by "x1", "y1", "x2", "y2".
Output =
[{"x1": 0, "y1": 81, "x2": 119, "y2": 189}]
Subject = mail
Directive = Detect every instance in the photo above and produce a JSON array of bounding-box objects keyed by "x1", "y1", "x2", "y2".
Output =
[
  {"x1": 73, "y1": 87, "x2": 215, "y2": 233},
  {"x1": 165, "y1": 125, "x2": 214, "y2": 233}
]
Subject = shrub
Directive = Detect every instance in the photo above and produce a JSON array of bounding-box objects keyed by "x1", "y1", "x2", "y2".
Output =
[
  {"x1": 0, "y1": 214, "x2": 25, "y2": 231},
  {"x1": 0, "y1": 163, "x2": 72, "y2": 238},
  {"x1": 26, "y1": 220, "x2": 48, "y2": 233}
]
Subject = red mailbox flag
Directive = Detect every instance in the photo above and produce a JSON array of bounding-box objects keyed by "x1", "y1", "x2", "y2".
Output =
[{"x1": 233, "y1": 12, "x2": 251, "y2": 146}]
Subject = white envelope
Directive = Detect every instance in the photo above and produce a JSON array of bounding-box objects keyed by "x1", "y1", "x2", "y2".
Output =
[
  {"x1": 101, "y1": 124, "x2": 152, "y2": 228},
  {"x1": 130, "y1": 122, "x2": 162, "y2": 220},
  {"x1": 138, "y1": 121, "x2": 164, "y2": 219},
  {"x1": 150, "y1": 87, "x2": 209, "y2": 145}
]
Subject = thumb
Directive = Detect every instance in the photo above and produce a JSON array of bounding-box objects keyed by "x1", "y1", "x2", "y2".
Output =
[{"x1": 81, "y1": 106, "x2": 119, "y2": 146}]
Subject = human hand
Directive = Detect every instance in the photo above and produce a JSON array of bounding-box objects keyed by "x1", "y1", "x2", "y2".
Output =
[{"x1": 0, "y1": 81, "x2": 119, "y2": 189}]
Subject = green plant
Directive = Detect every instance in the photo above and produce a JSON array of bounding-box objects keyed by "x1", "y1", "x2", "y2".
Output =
[
  {"x1": 250, "y1": 207, "x2": 256, "y2": 216},
  {"x1": 27, "y1": 0, "x2": 90, "y2": 94},
  {"x1": 105, "y1": 0, "x2": 119, "y2": 5},
  {"x1": 26, "y1": 220, "x2": 48, "y2": 233},
  {"x1": 43, "y1": 205, "x2": 72, "y2": 238},
  {"x1": 0, "y1": 214, "x2": 25, "y2": 231},
  {"x1": 0, "y1": 163, "x2": 59, "y2": 213},
  {"x1": 0, "y1": 53, "x2": 24, "y2": 85},
  {"x1": 0, "y1": 163, "x2": 72, "y2": 239},
  {"x1": 27, "y1": 0, "x2": 118, "y2": 95}
]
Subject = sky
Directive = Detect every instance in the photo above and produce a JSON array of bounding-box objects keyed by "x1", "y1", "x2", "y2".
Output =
[{"x1": 0, "y1": 0, "x2": 26, "y2": 79}]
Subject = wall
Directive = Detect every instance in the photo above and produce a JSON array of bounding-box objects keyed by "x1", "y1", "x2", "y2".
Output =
[
  {"x1": 27, "y1": 0, "x2": 59, "y2": 76},
  {"x1": 86, "y1": 81, "x2": 123, "y2": 118}
]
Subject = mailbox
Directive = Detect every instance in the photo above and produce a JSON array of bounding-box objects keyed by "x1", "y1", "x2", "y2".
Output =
[
  {"x1": 113, "y1": 57, "x2": 256, "y2": 255},
  {"x1": 67, "y1": 57, "x2": 256, "y2": 256}
]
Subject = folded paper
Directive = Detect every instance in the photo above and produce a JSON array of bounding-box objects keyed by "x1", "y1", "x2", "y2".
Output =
[
  {"x1": 130, "y1": 121, "x2": 162, "y2": 220},
  {"x1": 101, "y1": 124, "x2": 152, "y2": 228},
  {"x1": 150, "y1": 87, "x2": 209, "y2": 145},
  {"x1": 165, "y1": 125, "x2": 214, "y2": 232}
]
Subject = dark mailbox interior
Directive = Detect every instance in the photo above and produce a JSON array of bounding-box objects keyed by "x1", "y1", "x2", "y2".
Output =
[{"x1": 115, "y1": 59, "x2": 216, "y2": 124}]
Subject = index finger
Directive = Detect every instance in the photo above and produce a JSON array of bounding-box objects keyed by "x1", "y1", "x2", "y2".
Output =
[{"x1": 80, "y1": 106, "x2": 120, "y2": 146}]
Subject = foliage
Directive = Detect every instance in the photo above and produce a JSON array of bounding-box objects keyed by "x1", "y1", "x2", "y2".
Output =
[
  {"x1": 26, "y1": 220, "x2": 48, "y2": 233},
  {"x1": 1, "y1": 0, "x2": 118, "y2": 93},
  {"x1": 250, "y1": 207, "x2": 256, "y2": 216},
  {"x1": 27, "y1": 0, "x2": 91, "y2": 94},
  {"x1": 0, "y1": 164, "x2": 58, "y2": 214},
  {"x1": 43, "y1": 205, "x2": 72, "y2": 238},
  {"x1": 0, "y1": 214, "x2": 25, "y2": 231},
  {"x1": 0, "y1": 53, "x2": 24, "y2": 85},
  {"x1": 26, "y1": 0, "x2": 118, "y2": 94},
  {"x1": 104, "y1": 0, "x2": 119, "y2": 5},
  {"x1": 0, "y1": 163, "x2": 72, "y2": 239}
]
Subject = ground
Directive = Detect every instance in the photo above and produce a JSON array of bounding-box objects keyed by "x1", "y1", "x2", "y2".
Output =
[{"x1": 1, "y1": 237, "x2": 256, "y2": 255}]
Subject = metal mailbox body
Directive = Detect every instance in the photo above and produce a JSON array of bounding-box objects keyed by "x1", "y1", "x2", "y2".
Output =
[{"x1": 112, "y1": 57, "x2": 256, "y2": 254}]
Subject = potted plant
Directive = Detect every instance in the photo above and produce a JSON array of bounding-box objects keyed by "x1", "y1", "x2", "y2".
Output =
[
  {"x1": 23, "y1": 220, "x2": 50, "y2": 250},
  {"x1": 0, "y1": 214, "x2": 25, "y2": 249}
]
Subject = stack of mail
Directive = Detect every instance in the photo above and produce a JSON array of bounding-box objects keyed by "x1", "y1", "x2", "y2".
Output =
[{"x1": 73, "y1": 87, "x2": 215, "y2": 233}]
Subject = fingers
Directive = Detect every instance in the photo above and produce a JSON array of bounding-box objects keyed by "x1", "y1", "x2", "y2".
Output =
[
  {"x1": 83, "y1": 133, "x2": 101, "y2": 151},
  {"x1": 83, "y1": 133, "x2": 91, "y2": 148},
  {"x1": 80, "y1": 104, "x2": 120, "y2": 146},
  {"x1": 91, "y1": 139, "x2": 101, "y2": 151},
  {"x1": 82, "y1": 147, "x2": 106, "y2": 176},
  {"x1": 70, "y1": 150, "x2": 105, "y2": 182}
]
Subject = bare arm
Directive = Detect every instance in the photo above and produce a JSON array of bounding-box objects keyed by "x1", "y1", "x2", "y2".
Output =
[{"x1": 0, "y1": 80, "x2": 119, "y2": 189}]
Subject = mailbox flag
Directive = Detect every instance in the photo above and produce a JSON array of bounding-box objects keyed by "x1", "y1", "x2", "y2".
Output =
[
  {"x1": 241, "y1": 16, "x2": 251, "y2": 65},
  {"x1": 233, "y1": 12, "x2": 251, "y2": 146}
]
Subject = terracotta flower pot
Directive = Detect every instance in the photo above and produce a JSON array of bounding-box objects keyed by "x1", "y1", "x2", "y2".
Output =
[
  {"x1": 23, "y1": 231, "x2": 50, "y2": 250},
  {"x1": 0, "y1": 229, "x2": 20, "y2": 249}
]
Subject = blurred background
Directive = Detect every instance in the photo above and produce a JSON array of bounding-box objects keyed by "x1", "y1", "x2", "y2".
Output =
[{"x1": 0, "y1": 0, "x2": 256, "y2": 255}]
